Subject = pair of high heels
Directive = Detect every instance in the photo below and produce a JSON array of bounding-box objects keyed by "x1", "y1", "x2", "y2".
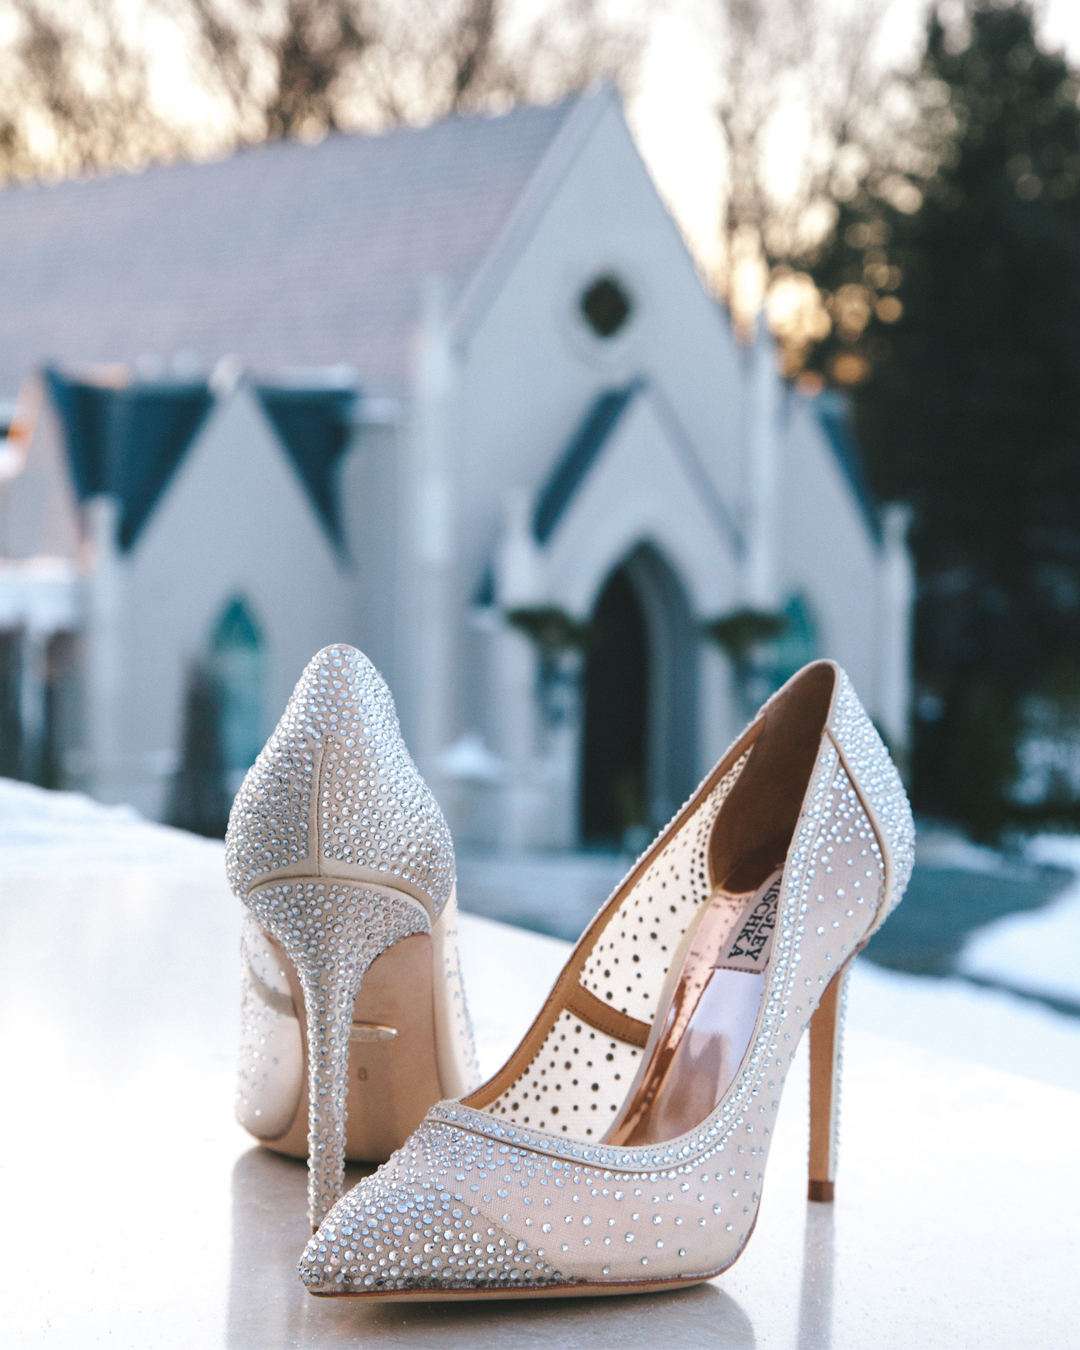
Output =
[{"x1": 227, "y1": 646, "x2": 914, "y2": 1299}]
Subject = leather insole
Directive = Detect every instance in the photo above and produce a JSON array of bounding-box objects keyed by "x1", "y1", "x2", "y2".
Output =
[{"x1": 605, "y1": 870, "x2": 782, "y2": 1147}]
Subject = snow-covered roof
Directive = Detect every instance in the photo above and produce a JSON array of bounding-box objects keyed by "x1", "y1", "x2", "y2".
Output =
[
  {"x1": 0, "y1": 97, "x2": 581, "y2": 398},
  {"x1": 43, "y1": 369, "x2": 356, "y2": 551}
]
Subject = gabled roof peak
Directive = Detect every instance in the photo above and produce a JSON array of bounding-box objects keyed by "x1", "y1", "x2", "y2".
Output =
[
  {"x1": 532, "y1": 378, "x2": 743, "y2": 553},
  {"x1": 811, "y1": 388, "x2": 880, "y2": 541}
]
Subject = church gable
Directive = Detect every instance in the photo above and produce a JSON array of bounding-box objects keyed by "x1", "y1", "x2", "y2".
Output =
[
  {"x1": 451, "y1": 89, "x2": 749, "y2": 595},
  {"x1": 40, "y1": 370, "x2": 356, "y2": 555},
  {"x1": 45, "y1": 369, "x2": 213, "y2": 551},
  {"x1": 532, "y1": 380, "x2": 643, "y2": 544},
  {"x1": 254, "y1": 386, "x2": 356, "y2": 551},
  {"x1": 536, "y1": 382, "x2": 743, "y2": 618},
  {"x1": 777, "y1": 387, "x2": 884, "y2": 702},
  {"x1": 811, "y1": 390, "x2": 881, "y2": 544},
  {"x1": 781, "y1": 389, "x2": 882, "y2": 563},
  {"x1": 129, "y1": 384, "x2": 345, "y2": 578},
  {"x1": 117, "y1": 385, "x2": 359, "y2": 792}
]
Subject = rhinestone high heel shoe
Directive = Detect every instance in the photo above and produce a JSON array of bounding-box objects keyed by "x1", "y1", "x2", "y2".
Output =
[
  {"x1": 298, "y1": 660, "x2": 914, "y2": 1297},
  {"x1": 226, "y1": 645, "x2": 479, "y2": 1227}
]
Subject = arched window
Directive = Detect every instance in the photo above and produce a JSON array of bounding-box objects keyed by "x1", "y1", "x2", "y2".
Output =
[{"x1": 209, "y1": 597, "x2": 265, "y2": 788}]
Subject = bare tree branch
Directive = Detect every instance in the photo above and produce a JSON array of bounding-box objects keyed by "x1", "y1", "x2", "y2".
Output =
[
  {"x1": 170, "y1": 0, "x2": 643, "y2": 143},
  {"x1": 449, "y1": 0, "x2": 500, "y2": 108},
  {"x1": 173, "y1": 0, "x2": 260, "y2": 125},
  {"x1": 0, "y1": 0, "x2": 644, "y2": 184},
  {"x1": 265, "y1": 0, "x2": 370, "y2": 136},
  {"x1": 704, "y1": 0, "x2": 898, "y2": 333},
  {"x1": 0, "y1": 0, "x2": 183, "y2": 179}
]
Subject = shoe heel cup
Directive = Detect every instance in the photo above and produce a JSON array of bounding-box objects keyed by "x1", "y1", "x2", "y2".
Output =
[
  {"x1": 808, "y1": 964, "x2": 849, "y2": 1203},
  {"x1": 243, "y1": 878, "x2": 431, "y2": 1228}
]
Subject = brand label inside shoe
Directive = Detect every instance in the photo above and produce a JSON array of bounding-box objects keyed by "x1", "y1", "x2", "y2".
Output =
[{"x1": 717, "y1": 871, "x2": 782, "y2": 973}]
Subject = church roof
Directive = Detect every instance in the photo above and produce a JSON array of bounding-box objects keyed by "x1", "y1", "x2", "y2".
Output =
[
  {"x1": 0, "y1": 98, "x2": 580, "y2": 398},
  {"x1": 44, "y1": 370, "x2": 354, "y2": 551},
  {"x1": 533, "y1": 380, "x2": 643, "y2": 543}
]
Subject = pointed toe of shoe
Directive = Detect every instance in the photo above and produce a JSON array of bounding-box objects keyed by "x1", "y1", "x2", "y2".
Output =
[
  {"x1": 298, "y1": 1171, "x2": 453, "y2": 1297},
  {"x1": 298, "y1": 1122, "x2": 564, "y2": 1297},
  {"x1": 298, "y1": 1231, "x2": 348, "y2": 1295}
]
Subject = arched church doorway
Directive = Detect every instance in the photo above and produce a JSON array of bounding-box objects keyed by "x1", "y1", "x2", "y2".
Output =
[
  {"x1": 580, "y1": 567, "x2": 648, "y2": 846},
  {"x1": 580, "y1": 545, "x2": 698, "y2": 848}
]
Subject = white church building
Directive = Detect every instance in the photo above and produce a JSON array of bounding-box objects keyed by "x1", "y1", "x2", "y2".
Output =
[{"x1": 0, "y1": 86, "x2": 911, "y2": 851}]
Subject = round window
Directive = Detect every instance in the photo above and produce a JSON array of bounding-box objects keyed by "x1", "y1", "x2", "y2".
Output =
[{"x1": 579, "y1": 274, "x2": 633, "y2": 339}]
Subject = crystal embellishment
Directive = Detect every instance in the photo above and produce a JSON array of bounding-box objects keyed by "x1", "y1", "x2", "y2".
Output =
[{"x1": 299, "y1": 662, "x2": 912, "y2": 1294}]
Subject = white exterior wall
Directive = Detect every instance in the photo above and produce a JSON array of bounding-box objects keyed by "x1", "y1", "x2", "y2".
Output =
[
  {"x1": 0, "y1": 387, "x2": 82, "y2": 562},
  {"x1": 541, "y1": 406, "x2": 738, "y2": 618},
  {"x1": 339, "y1": 416, "x2": 407, "y2": 696},
  {"x1": 446, "y1": 95, "x2": 749, "y2": 764},
  {"x1": 776, "y1": 391, "x2": 883, "y2": 712}
]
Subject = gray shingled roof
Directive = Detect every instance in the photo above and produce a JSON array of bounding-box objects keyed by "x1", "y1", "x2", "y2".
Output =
[{"x1": 0, "y1": 99, "x2": 578, "y2": 397}]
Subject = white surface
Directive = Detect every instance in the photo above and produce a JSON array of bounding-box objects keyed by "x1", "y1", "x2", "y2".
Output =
[
  {"x1": 848, "y1": 958, "x2": 1080, "y2": 1093},
  {"x1": 959, "y1": 833, "x2": 1080, "y2": 1005},
  {"x1": 0, "y1": 776, "x2": 223, "y2": 871},
  {"x1": 1, "y1": 783, "x2": 1079, "y2": 1346}
]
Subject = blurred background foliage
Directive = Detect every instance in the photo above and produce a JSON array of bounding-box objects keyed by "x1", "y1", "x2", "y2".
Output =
[
  {"x1": 1, "y1": 0, "x2": 1079, "y2": 840},
  {"x1": 800, "y1": 3, "x2": 1080, "y2": 838}
]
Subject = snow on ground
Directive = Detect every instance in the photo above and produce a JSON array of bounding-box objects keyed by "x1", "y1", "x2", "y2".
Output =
[
  {"x1": 0, "y1": 778, "x2": 223, "y2": 873},
  {"x1": 958, "y1": 834, "x2": 1080, "y2": 1007},
  {"x1": 847, "y1": 959, "x2": 1080, "y2": 1094},
  {"x1": 2, "y1": 778, "x2": 1078, "y2": 1095}
]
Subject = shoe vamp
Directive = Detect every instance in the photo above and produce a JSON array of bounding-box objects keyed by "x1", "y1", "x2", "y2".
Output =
[
  {"x1": 311, "y1": 1120, "x2": 751, "y2": 1287},
  {"x1": 448, "y1": 1124, "x2": 750, "y2": 1281}
]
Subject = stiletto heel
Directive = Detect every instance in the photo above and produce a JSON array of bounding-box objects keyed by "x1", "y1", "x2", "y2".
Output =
[
  {"x1": 245, "y1": 877, "x2": 431, "y2": 1225},
  {"x1": 226, "y1": 646, "x2": 479, "y2": 1228},
  {"x1": 300, "y1": 661, "x2": 913, "y2": 1298},
  {"x1": 808, "y1": 963, "x2": 848, "y2": 1204}
]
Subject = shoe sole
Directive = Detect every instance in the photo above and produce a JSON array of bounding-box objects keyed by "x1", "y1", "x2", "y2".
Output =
[
  {"x1": 255, "y1": 931, "x2": 443, "y2": 1163},
  {"x1": 309, "y1": 1274, "x2": 713, "y2": 1300}
]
